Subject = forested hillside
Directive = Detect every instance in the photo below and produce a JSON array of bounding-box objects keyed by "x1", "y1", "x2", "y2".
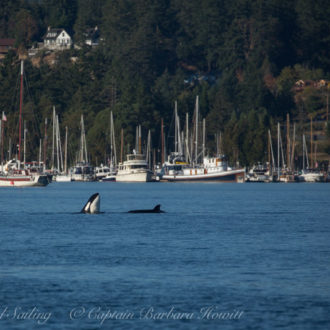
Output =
[{"x1": 0, "y1": 0, "x2": 329, "y2": 167}]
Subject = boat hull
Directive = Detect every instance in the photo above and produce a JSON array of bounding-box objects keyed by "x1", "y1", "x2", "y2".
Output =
[
  {"x1": 298, "y1": 173, "x2": 324, "y2": 182},
  {"x1": 160, "y1": 169, "x2": 245, "y2": 182},
  {"x1": 116, "y1": 171, "x2": 153, "y2": 182},
  {"x1": 0, "y1": 174, "x2": 49, "y2": 187},
  {"x1": 55, "y1": 175, "x2": 72, "y2": 182},
  {"x1": 102, "y1": 175, "x2": 116, "y2": 182}
]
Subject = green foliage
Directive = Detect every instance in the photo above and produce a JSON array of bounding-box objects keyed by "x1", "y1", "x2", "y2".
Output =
[{"x1": 0, "y1": 0, "x2": 329, "y2": 166}]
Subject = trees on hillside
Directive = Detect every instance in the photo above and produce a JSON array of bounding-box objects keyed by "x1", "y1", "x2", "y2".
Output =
[{"x1": 0, "y1": 0, "x2": 329, "y2": 164}]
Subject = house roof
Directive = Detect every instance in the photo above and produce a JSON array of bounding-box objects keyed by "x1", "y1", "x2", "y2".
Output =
[{"x1": 44, "y1": 28, "x2": 69, "y2": 40}]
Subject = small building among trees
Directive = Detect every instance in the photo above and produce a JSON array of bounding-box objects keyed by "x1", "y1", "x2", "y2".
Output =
[
  {"x1": 43, "y1": 27, "x2": 72, "y2": 50},
  {"x1": 84, "y1": 26, "x2": 100, "y2": 47}
]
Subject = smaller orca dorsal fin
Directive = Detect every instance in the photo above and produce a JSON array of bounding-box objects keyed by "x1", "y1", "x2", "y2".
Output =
[{"x1": 153, "y1": 204, "x2": 161, "y2": 211}]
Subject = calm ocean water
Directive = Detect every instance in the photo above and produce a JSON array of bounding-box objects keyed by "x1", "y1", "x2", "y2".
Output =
[{"x1": 0, "y1": 182, "x2": 329, "y2": 329}]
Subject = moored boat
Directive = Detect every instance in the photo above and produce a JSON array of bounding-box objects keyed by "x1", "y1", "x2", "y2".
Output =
[
  {"x1": 95, "y1": 164, "x2": 112, "y2": 181},
  {"x1": 246, "y1": 163, "x2": 271, "y2": 182},
  {"x1": 70, "y1": 162, "x2": 95, "y2": 181},
  {"x1": 160, "y1": 155, "x2": 245, "y2": 182},
  {"x1": 297, "y1": 170, "x2": 324, "y2": 182},
  {"x1": 0, "y1": 160, "x2": 48, "y2": 187},
  {"x1": 116, "y1": 153, "x2": 153, "y2": 182}
]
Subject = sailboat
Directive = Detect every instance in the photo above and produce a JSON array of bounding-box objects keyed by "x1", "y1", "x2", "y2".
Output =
[
  {"x1": 0, "y1": 61, "x2": 49, "y2": 187},
  {"x1": 116, "y1": 125, "x2": 153, "y2": 182},
  {"x1": 70, "y1": 115, "x2": 95, "y2": 181},
  {"x1": 298, "y1": 134, "x2": 324, "y2": 182},
  {"x1": 99, "y1": 111, "x2": 117, "y2": 181},
  {"x1": 56, "y1": 125, "x2": 72, "y2": 182},
  {"x1": 159, "y1": 97, "x2": 245, "y2": 182}
]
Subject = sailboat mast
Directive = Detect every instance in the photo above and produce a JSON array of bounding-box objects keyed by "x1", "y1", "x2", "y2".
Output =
[
  {"x1": 161, "y1": 118, "x2": 164, "y2": 164},
  {"x1": 277, "y1": 122, "x2": 280, "y2": 179},
  {"x1": 291, "y1": 123, "x2": 296, "y2": 170},
  {"x1": 110, "y1": 111, "x2": 113, "y2": 164},
  {"x1": 8, "y1": 137, "x2": 11, "y2": 160},
  {"x1": 326, "y1": 93, "x2": 329, "y2": 124},
  {"x1": 56, "y1": 115, "x2": 60, "y2": 171},
  {"x1": 139, "y1": 125, "x2": 142, "y2": 154},
  {"x1": 39, "y1": 139, "x2": 42, "y2": 166},
  {"x1": 286, "y1": 113, "x2": 290, "y2": 171},
  {"x1": 52, "y1": 106, "x2": 55, "y2": 170},
  {"x1": 23, "y1": 121, "x2": 26, "y2": 166},
  {"x1": 185, "y1": 113, "x2": 189, "y2": 163},
  {"x1": 177, "y1": 112, "x2": 182, "y2": 155},
  {"x1": 1, "y1": 114, "x2": 4, "y2": 164},
  {"x1": 111, "y1": 112, "x2": 117, "y2": 166},
  {"x1": 43, "y1": 118, "x2": 47, "y2": 170},
  {"x1": 120, "y1": 128, "x2": 124, "y2": 163},
  {"x1": 310, "y1": 116, "x2": 313, "y2": 168},
  {"x1": 0, "y1": 119, "x2": 2, "y2": 165},
  {"x1": 268, "y1": 130, "x2": 275, "y2": 170},
  {"x1": 64, "y1": 126, "x2": 68, "y2": 174},
  {"x1": 302, "y1": 134, "x2": 305, "y2": 171},
  {"x1": 174, "y1": 101, "x2": 178, "y2": 153},
  {"x1": 147, "y1": 129, "x2": 151, "y2": 169},
  {"x1": 83, "y1": 116, "x2": 88, "y2": 162},
  {"x1": 18, "y1": 60, "x2": 24, "y2": 163},
  {"x1": 268, "y1": 130, "x2": 271, "y2": 170},
  {"x1": 202, "y1": 118, "x2": 205, "y2": 160},
  {"x1": 195, "y1": 95, "x2": 199, "y2": 164}
]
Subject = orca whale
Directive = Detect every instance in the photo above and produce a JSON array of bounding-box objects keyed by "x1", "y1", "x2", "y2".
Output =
[
  {"x1": 81, "y1": 193, "x2": 100, "y2": 214},
  {"x1": 128, "y1": 204, "x2": 165, "y2": 213}
]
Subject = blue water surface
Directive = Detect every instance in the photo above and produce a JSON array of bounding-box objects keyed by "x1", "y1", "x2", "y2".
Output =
[{"x1": 0, "y1": 182, "x2": 329, "y2": 329}]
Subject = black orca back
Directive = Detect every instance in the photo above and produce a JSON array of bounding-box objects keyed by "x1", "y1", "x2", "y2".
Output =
[{"x1": 128, "y1": 204, "x2": 165, "y2": 213}]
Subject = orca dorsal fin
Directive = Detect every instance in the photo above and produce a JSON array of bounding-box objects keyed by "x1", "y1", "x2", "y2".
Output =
[{"x1": 153, "y1": 204, "x2": 161, "y2": 211}]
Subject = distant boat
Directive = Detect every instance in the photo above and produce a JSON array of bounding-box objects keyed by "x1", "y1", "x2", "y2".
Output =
[
  {"x1": 71, "y1": 162, "x2": 95, "y2": 182},
  {"x1": 298, "y1": 170, "x2": 324, "y2": 182},
  {"x1": 98, "y1": 111, "x2": 117, "y2": 182},
  {"x1": 102, "y1": 172, "x2": 116, "y2": 182},
  {"x1": 116, "y1": 153, "x2": 153, "y2": 182},
  {"x1": 0, "y1": 159, "x2": 49, "y2": 187},
  {"x1": 297, "y1": 134, "x2": 324, "y2": 182},
  {"x1": 55, "y1": 174, "x2": 72, "y2": 182},
  {"x1": 70, "y1": 115, "x2": 95, "y2": 182},
  {"x1": 160, "y1": 154, "x2": 245, "y2": 182},
  {"x1": 52, "y1": 116, "x2": 72, "y2": 182},
  {"x1": 95, "y1": 164, "x2": 112, "y2": 181},
  {"x1": 0, "y1": 61, "x2": 48, "y2": 187},
  {"x1": 159, "y1": 97, "x2": 245, "y2": 182},
  {"x1": 246, "y1": 163, "x2": 271, "y2": 182}
]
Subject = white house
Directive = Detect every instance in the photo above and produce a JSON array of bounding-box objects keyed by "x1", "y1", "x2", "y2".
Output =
[{"x1": 43, "y1": 28, "x2": 72, "y2": 50}]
